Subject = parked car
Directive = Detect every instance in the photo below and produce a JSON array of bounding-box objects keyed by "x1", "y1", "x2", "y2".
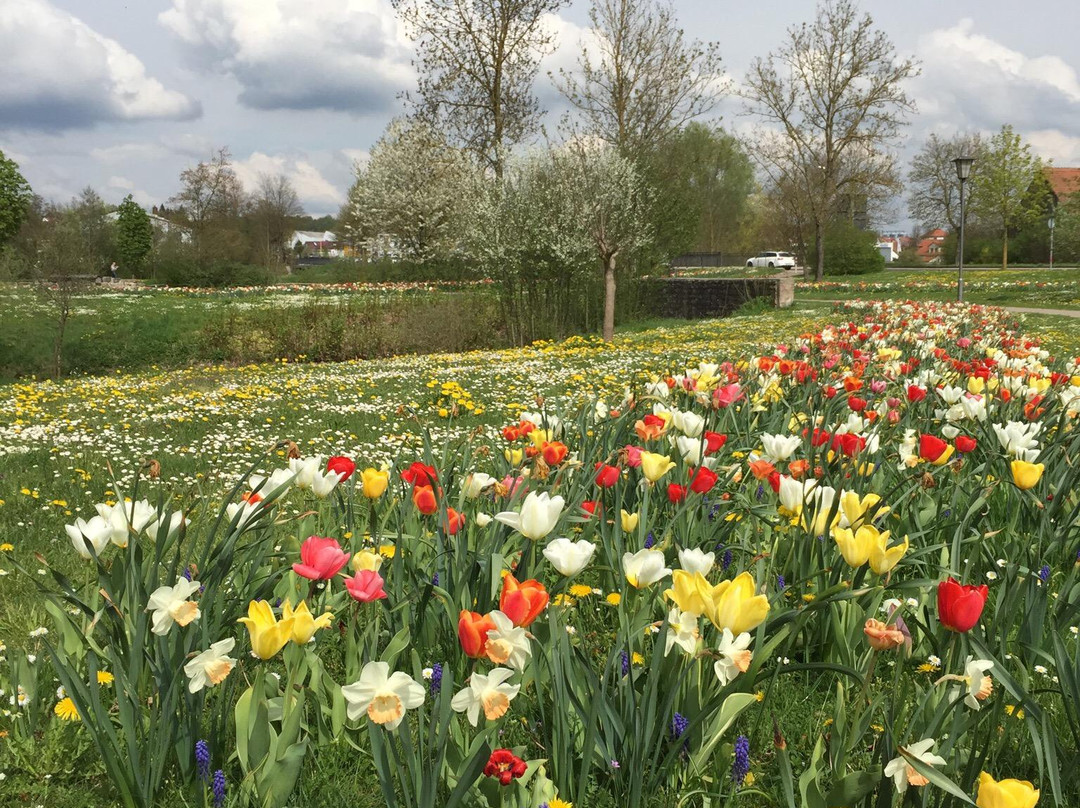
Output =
[{"x1": 746, "y1": 251, "x2": 796, "y2": 268}]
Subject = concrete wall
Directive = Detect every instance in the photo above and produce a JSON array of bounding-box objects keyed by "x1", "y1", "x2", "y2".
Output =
[{"x1": 647, "y1": 277, "x2": 794, "y2": 319}]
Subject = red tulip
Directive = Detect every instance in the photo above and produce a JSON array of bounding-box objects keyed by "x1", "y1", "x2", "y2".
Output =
[
  {"x1": 937, "y1": 577, "x2": 988, "y2": 633},
  {"x1": 704, "y1": 431, "x2": 727, "y2": 454},
  {"x1": 412, "y1": 484, "x2": 438, "y2": 515},
  {"x1": 667, "y1": 483, "x2": 687, "y2": 504},
  {"x1": 907, "y1": 385, "x2": 927, "y2": 403},
  {"x1": 919, "y1": 434, "x2": 950, "y2": 463},
  {"x1": 484, "y1": 749, "x2": 527, "y2": 785},
  {"x1": 712, "y1": 384, "x2": 743, "y2": 408},
  {"x1": 345, "y1": 569, "x2": 387, "y2": 602},
  {"x1": 292, "y1": 536, "x2": 350, "y2": 580},
  {"x1": 823, "y1": 385, "x2": 838, "y2": 399},
  {"x1": 326, "y1": 456, "x2": 356, "y2": 481},
  {"x1": 594, "y1": 463, "x2": 620, "y2": 487},
  {"x1": 458, "y1": 610, "x2": 496, "y2": 658},
  {"x1": 688, "y1": 465, "x2": 718, "y2": 494},
  {"x1": 955, "y1": 435, "x2": 977, "y2": 454},
  {"x1": 401, "y1": 461, "x2": 437, "y2": 487},
  {"x1": 581, "y1": 500, "x2": 598, "y2": 517},
  {"x1": 848, "y1": 396, "x2": 867, "y2": 413},
  {"x1": 499, "y1": 572, "x2": 549, "y2": 627}
]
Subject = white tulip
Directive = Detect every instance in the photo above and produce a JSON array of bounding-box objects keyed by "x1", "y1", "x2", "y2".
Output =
[
  {"x1": 66, "y1": 516, "x2": 112, "y2": 560},
  {"x1": 495, "y1": 491, "x2": 564, "y2": 541},
  {"x1": 760, "y1": 433, "x2": 801, "y2": 462},
  {"x1": 462, "y1": 472, "x2": 497, "y2": 498},
  {"x1": 623, "y1": 548, "x2": 671, "y2": 588},
  {"x1": 677, "y1": 547, "x2": 715, "y2": 576},
  {"x1": 542, "y1": 538, "x2": 596, "y2": 576}
]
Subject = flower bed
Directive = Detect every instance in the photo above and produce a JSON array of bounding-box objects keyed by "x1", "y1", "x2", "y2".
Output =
[{"x1": 0, "y1": 301, "x2": 1073, "y2": 807}]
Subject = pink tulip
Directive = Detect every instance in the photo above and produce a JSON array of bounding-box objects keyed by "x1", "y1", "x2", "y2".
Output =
[
  {"x1": 713, "y1": 384, "x2": 743, "y2": 408},
  {"x1": 623, "y1": 444, "x2": 643, "y2": 468},
  {"x1": 345, "y1": 569, "x2": 387, "y2": 602},
  {"x1": 956, "y1": 337, "x2": 971, "y2": 348},
  {"x1": 292, "y1": 536, "x2": 351, "y2": 580},
  {"x1": 870, "y1": 379, "x2": 887, "y2": 394}
]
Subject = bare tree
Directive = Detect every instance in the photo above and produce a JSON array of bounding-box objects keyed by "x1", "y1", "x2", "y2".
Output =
[
  {"x1": 169, "y1": 147, "x2": 245, "y2": 264},
  {"x1": 554, "y1": 0, "x2": 724, "y2": 153},
  {"x1": 907, "y1": 132, "x2": 984, "y2": 233},
  {"x1": 394, "y1": 0, "x2": 568, "y2": 178},
  {"x1": 741, "y1": 0, "x2": 919, "y2": 280},
  {"x1": 250, "y1": 174, "x2": 304, "y2": 268}
]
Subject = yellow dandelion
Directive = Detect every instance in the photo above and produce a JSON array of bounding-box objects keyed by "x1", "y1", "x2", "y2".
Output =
[
  {"x1": 550, "y1": 799, "x2": 573, "y2": 808},
  {"x1": 97, "y1": 671, "x2": 115, "y2": 685},
  {"x1": 605, "y1": 593, "x2": 622, "y2": 606},
  {"x1": 0, "y1": 543, "x2": 12, "y2": 552},
  {"x1": 802, "y1": 594, "x2": 816, "y2": 603},
  {"x1": 569, "y1": 584, "x2": 594, "y2": 598},
  {"x1": 754, "y1": 691, "x2": 765, "y2": 702},
  {"x1": 631, "y1": 652, "x2": 644, "y2": 666},
  {"x1": 553, "y1": 594, "x2": 576, "y2": 607},
  {"x1": 916, "y1": 663, "x2": 938, "y2": 674},
  {"x1": 378, "y1": 544, "x2": 396, "y2": 559},
  {"x1": 55, "y1": 697, "x2": 80, "y2": 721}
]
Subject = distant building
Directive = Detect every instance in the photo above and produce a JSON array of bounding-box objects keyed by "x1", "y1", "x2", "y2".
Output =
[
  {"x1": 104, "y1": 210, "x2": 192, "y2": 243},
  {"x1": 876, "y1": 242, "x2": 898, "y2": 263},
  {"x1": 915, "y1": 228, "x2": 948, "y2": 264},
  {"x1": 1044, "y1": 167, "x2": 1080, "y2": 206},
  {"x1": 290, "y1": 230, "x2": 340, "y2": 257}
]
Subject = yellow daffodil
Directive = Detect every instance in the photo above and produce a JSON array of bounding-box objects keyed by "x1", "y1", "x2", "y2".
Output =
[
  {"x1": 1010, "y1": 460, "x2": 1044, "y2": 490},
  {"x1": 639, "y1": 451, "x2": 676, "y2": 482},
  {"x1": 238, "y1": 600, "x2": 295, "y2": 660},
  {"x1": 360, "y1": 468, "x2": 390, "y2": 499},
  {"x1": 975, "y1": 771, "x2": 1039, "y2": 808},
  {"x1": 281, "y1": 600, "x2": 333, "y2": 645}
]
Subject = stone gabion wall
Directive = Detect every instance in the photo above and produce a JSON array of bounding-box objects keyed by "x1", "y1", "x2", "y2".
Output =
[{"x1": 647, "y1": 277, "x2": 794, "y2": 319}]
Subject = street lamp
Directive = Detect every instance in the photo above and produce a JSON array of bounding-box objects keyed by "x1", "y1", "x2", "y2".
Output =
[
  {"x1": 1049, "y1": 214, "x2": 1056, "y2": 270},
  {"x1": 953, "y1": 156, "x2": 974, "y2": 302}
]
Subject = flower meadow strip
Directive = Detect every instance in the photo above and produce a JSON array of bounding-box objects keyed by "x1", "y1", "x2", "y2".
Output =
[{"x1": 0, "y1": 301, "x2": 1076, "y2": 806}]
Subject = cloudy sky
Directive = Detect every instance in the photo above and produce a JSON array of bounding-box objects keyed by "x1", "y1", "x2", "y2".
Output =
[{"x1": 2, "y1": 0, "x2": 1079, "y2": 226}]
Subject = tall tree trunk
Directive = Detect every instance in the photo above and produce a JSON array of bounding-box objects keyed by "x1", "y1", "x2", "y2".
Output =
[
  {"x1": 1002, "y1": 230, "x2": 1009, "y2": 270},
  {"x1": 603, "y1": 254, "x2": 617, "y2": 342},
  {"x1": 814, "y1": 220, "x2": 825, "y2": 281}
]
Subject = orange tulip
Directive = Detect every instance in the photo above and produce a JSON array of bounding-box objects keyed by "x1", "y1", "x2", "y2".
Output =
[
  {"x1": 499, "y1": 572, "x2": 549, "y2": 627},
  {"x1": 541, "y1": 441, "x2": 568, "y2": 466},
  {"x1": 748, "y1": 459, "x2": 776, "y2": 480},
  {"x1": 412, "y1": 484, "x2": 438, "y2": 515},
  {"x1": 458, "y1": 610, "x2": 496, "y2": 658}
]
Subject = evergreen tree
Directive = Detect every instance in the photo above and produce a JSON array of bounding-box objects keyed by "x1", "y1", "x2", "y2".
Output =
[
  {"x1": 115, "y1": 194, "x2": 154, "y2": 272},
  {"x1": 0, "y1": 149, "x2": 33, "y2": 246}
]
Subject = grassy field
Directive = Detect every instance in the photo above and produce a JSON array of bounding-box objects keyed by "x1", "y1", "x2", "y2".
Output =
[{"x1": 0, "y1": 281, "x2": 501, "y2": 381}]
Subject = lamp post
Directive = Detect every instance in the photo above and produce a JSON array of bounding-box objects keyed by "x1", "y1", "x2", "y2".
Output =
[
  {"x1": 1049, "y1": 214, "x2": 1056, "y2": 270},
  {"x1": 953, "y1": 156, "x2": 974, "y2": 302}
]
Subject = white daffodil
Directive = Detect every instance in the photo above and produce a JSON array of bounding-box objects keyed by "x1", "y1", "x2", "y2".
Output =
[
  {"x1": 184, "y1": 638, "x2": 236, "y2": 693},
  {"x1": 495, "y1": 491, "x2": 565, "y2": 541},
  {"x1": 450, "y1": 667, "x2": 520, "y2": 726},
  {"x1": 484, "y1": 611, "x2": 532, "y2": 671},
  {"x1": 761, "y1": 433, "x2": 801, "y2": 462},
  {"x1": 677, "y1": 547, "x2": 715, "y2": 576},
  {"x1": 714, "y1": 628, "x2": 753, "y2": 685},
  {"x1": 542, "y1": 538, "x2": 597, "y2": 577},
  {"x1": 883, "y1": 738, "x2": 946, "y2": 794},
  {"x1": 341, "y1": 661, "x2": 426, "y2": 730},
  {"x1": 146, "y1": 578, "x2": 201, "y2": 635},
  {"x1": 961, "y1": 657, "x2": 994, "y2": 709},
  {"x1": 623, "y1": 548, "x2": 671, "y2": 589},
  {"x1": 66, "y1": 516, "x2": 112, "y2": 560},
  {"x1": 664, "y1": 608, "x2": 700, "y2": 656}
]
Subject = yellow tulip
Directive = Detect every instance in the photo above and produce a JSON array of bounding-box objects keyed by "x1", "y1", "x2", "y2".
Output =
[
  {"x1": 529, "y1": 429, "x2": 551, "y2": 449},
  {"x1": 869, "y1": 533, "x2": 908, "y2": 575},
  {"x1": 360, "y1": 468, "x2": 389, "y2": 500},
  {"x1": 832, "y1": 525, "x2": 883, "y2": 568},
  {"x1": 840, "y1": 492, "x2": 889, "y2": 531},
  {"x1": 664, "y1": 570, "x2": 710, "y2": 616},
  {"x1": 238, "y1": 600, "x2": 295, "y2": 660},
  {"x1": 350, "y1": 549, "x2": 383, "y2": 573},
  {"x1": 505, "y1": 448, "x2": 524, "y2": 465},
  {"x1": 639, "y1": 451, "x2": 676, "y2": 482},
  {"x1": 620, "y1": 509, "x2": 640, "y2": 533},
  {"x1": 932, "y1": 444, "x2": 955, "y2": 466},
  {"x1": 967, "y1": 376, "x2": 985, "y2": 395},
  {"x1": 281, "y1": 600, "x2": 333, "y2": 645},
  {"x1": 1010, "y1": 460, "x2": 1044, "y2": 491},
  {"x1": 703, "y1": 572, "x2": 770, "y2": 635},
  {"x1": 975, "y1": 772, "x2": 1040, "y2": 808}
]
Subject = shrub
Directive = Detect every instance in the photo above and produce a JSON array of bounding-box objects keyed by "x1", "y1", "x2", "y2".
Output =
[{"x1": 824, "y1": 220, "x2": 885, "y2": 275}]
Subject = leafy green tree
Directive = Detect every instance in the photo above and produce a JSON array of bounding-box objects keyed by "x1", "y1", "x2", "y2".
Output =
[
  {"x1": 972, "y1": 125, "x2": 1045, "y2": 269},
  {"x1": 115, "y1": 195, "x2": 154, "y2": 272},
  {"x1": 0, "y1": 149, "x2": 33, "y2": 246}
]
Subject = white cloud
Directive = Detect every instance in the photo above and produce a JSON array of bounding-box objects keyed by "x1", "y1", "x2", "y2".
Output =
[
  {"x1": 0, "y1": 0, "x2": 200, "y2": 130},
  {"x1": 1025, "y1": 130, "x2": 1080, "y2": 165},
  {"x1": 233, "y1": 152, "x2": 345, "y2": 211},
  {"x1": 159, "y1": 0, "x2": 413, "y2": 114},
  {"x1": 913, "y1": 19, "x2": 1080, "y2": 134}
]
